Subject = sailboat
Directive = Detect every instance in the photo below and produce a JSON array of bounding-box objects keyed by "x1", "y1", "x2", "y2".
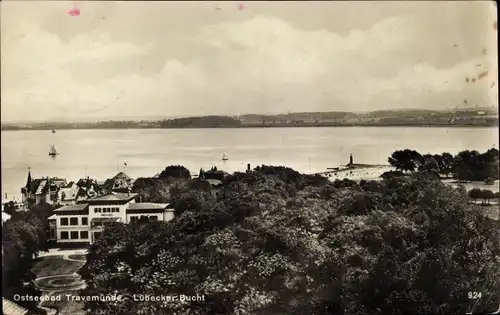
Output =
[
  {"x1": 222, "y1": 152, "x2": 229, "y2": 161},
  {"x1": 49, "y1": 145, "x2": 58, "y2": 156}
]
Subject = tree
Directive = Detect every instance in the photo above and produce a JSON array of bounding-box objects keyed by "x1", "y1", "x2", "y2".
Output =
[
  {"x1": 480, "y1": 189, "x2": 496, "y2": 205},
  {"x1": 468, "y1": 188, "x2": 482, "y2": 203},
  {"x1": 81, "y1": 167, "x2": 499, "y2": 315},
  {"x1": 1, "y1": 203, "x2": 53, "y2": 311},
  {"x1": 388, "y1": 149, "x2": 424, "y2": 172},
  {"x1": 3, "y1": 201, "x2": 17, "y2": 215},
  {"x1": 436, "y1": 152, "x2": 454, "y2": 178},
  {"x1": 159, "y1": 165, "x2": 191, "y2": 179},
  {"x1": 418, "y1": 156, "x2": 440, "y2": 175}
]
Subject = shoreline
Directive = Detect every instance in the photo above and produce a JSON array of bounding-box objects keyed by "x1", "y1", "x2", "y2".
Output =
[{"x1": 2, "y1": 124, "x2": 498, "y2": 131}]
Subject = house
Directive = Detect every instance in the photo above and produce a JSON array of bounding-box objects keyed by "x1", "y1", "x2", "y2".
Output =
[
  {"x1": 57, "y1": 182, "x2": 80, "y2": 206},
  {"x1": 48, "y1": 192, "x2": 173, "y2": 244},
  {"x1": 2, "y1": 298, "x2": 30, "y2": 315},
  {"x1": 21, "y1": 170, "x2": 67, "y2": 206},
  {"x1": 100, "y1": 172, "x2": 134, "y2": 193},
  {"x1": 200, "y1": 167, "x2": 228, "y2": 181}
]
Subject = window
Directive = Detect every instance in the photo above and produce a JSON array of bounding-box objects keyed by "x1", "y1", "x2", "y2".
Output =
[
  {"x1": 94, "y1": 232, "x2": 102, "y2": 239},
  {"x1": 130, "y1": 216, "x2": 138, "y2": 224},
  {"x1": 80, "y1": 231, "x2": 89, "y2": 239},
  {"x1": 60, "y1": 218, "x2": 68, "y2": 226},
  {"x1": 95, "y1": 208, "x2": 101, "y2": 213},
  {"x1": 60, "y1": 231, "x2": 69, "y2": 239},
  {"x1": 70, "y1": 218, "x2": 78, "y2": 225},
  {"x1": 114, "y1": 207, "x2": 119, "y2": 212},
  {"x1": 150, "y1": 216, "x2": 158, "y2": 221},
  {"x1": 82, "y1": 218, "x2": 88, "y2": 225},
  {"x1": 70, "y1": 231, "x2": 79, "y2": 239}
]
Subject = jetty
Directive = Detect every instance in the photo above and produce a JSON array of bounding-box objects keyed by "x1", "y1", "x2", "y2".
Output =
[{"x1": 316, "y1": 154, "x2": 391, "y2": 177}]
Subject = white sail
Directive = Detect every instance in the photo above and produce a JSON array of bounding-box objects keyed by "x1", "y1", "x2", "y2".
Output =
[
  {"x1": 222, "y1": 152, "x2": 228, "y2": 160},
  {"x1": 49, "y1": 145, "x2": 58, "y2": 155}
]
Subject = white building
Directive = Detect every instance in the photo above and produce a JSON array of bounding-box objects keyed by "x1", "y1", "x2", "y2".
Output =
[{"x1": 48, "y1": 192, "x2": 173, "y2": 244}]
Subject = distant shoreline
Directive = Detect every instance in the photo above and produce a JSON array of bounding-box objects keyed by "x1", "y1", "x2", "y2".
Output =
[{"x1": 2, "y1": 123, "x2": 498, "y2": 131}]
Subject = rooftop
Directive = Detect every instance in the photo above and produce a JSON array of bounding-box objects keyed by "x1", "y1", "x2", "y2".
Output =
[
  {"x1": 2, "y1": 212, "x2": 12, "y2": 222},
  {"x1": 85, "y1": 192, "x2": 138, "y2": 203},
  {"x1": 54, "y1": 203, "x2": 89, "y2": 212},
  {"x1": 112, "y1": 172, "x2": 132, "y2": 181},
  {"x1": 128, "y1": 203, "x2": 172, "y2": 210},
  {"x1": 3, "y1": 298, "x2": 29, "y2": 315},
  {"x1": 204, "y1": 179, "x2": 223, "y2": 186}
]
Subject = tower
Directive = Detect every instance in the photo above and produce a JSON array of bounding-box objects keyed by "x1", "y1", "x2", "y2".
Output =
[
  {"x1": 349, "y1": 154, "x2": 353, "y2": 166},
  {"x1": 26, "y1": 167, "x2": 32, "y2": 189}
]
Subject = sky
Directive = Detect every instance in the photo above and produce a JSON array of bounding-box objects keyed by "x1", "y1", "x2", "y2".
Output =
[{"x1": 1, "y1": 1, "x2": 498, "y2": 122}]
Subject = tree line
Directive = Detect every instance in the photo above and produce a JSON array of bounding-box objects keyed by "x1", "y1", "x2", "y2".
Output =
[
  {"x1": 159, "y1": 116, "x2": 241, "y2": 128},
  {"x1": 2, "y1": 202, "x2": 55, "y2": 313},
  {"x1": 388, "y1": 148, "x2": 499, "y2": 182},
  {"x1": 79, "y1": 165, "x2": 499, "y2": 314}
]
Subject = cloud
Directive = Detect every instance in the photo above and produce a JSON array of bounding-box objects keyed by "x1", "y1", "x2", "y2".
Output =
[{"x1": 1, "y1": 10, "x2": 497, "y2": 122}]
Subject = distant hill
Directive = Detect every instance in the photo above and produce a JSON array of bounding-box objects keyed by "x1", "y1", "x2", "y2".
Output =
[{"x1": 1, "y1": 107, "x2": 498, "y2": 130}]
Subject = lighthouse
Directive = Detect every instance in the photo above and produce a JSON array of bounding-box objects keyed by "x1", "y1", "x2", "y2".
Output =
[{"x1": 349, "y1": 154, "x2": 353, "y2": 166}]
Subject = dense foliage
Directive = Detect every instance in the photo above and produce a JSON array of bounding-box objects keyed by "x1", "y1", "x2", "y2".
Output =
[
  {"x1": 80, "y1": 166, "x2": 500, "y2": 315},
  {"x1": 468, "y1": 188, "x2": 500, "y2": 205},
  {"x1": 3, "y1": 200, "x2": 19, "y2": 215},
  {"x1": 159, "y1": 165, "x2": 191, "y2": 180},
  {"x1": 388, "y1": 148, "x2": 499, "y2": 181},
  {"x1": 160, "y1": 116, "x2": 241, "y2": 128},
  {"x1": 2, "y1": 202, "x2": 54, "y2": 312}
]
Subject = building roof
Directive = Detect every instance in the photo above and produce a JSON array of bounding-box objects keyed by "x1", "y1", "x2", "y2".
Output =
[
  {"x1": 3, "y1": 298, "x2": 29, "y2": 315},
  {"x1": 53, "y1": 203, "x2": 90, "y2": 215},
  {"x1": 22, "y1": 176, "x2": 66, "y2": 195},
  {"x1": 86, "y1": 192, "x2": 138, "y2": 204},
  {"x1": 127, "y1": 202, "x2": 173, "y2": 214},
  {"x1": 59, "y1": 186, "x2": 79, "y2": 201},
  {"x1": 2, "y1": 212, "x2": 12, "y2": 222},
  {"x1": 35, "y1": 179, "x2": 48, "y2": 194},
  {"x1": 54, "y1": 203, "x2": 89, "y2": 212},
  {"x1": 128, "y1": 203, "x2": 171, "y2": 210},
  {"x1": 204, "y1": 179, "x2": 223, "y2": 187},
  {"x1": 22, "y1": 178, "x2": 42, "y2": 194},
  {"x1": 48, "y1": 214, "x2": 57, "y2": 220},
  {"x1": 112, "y1": 172, "x2": 132, "y2": 181}
]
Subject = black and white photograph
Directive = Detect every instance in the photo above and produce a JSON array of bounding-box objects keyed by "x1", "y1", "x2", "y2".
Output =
[{"x1": 1, "y1": 1, "x2": 499, "y2": 314}]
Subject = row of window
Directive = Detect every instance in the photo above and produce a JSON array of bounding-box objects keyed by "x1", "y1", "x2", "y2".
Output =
[
  {"x1": 129, "y1": 215, "x2": 158, "y2": 224},
  {"x1": 95, "y1": 207, "x2": 120, "y2": 213},
  {"x1": 61, "y1": 217, "x2": 88, "y2": 226},
  {"x1": 60, "y1": 215, "x2": 158, "y2": 226},
  {"x1": 60, "y1": 231, "x2": 89, "y2": 240}
]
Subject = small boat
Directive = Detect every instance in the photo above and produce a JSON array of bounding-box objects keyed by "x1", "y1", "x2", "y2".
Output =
[
  {"x1": 49, "y1": 145, "x2": 58, "y2": 156},
  {"x1": 51, "y1": 129, "x2": 56, "y2": 134},
  {"x1": 222, "y1": 153, "x2": 229, "y2": 161}
]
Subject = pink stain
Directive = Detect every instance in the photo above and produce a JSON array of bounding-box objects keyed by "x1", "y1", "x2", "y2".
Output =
[
  {"x1": 68, "y1": 8, "x2": 80, "y2": 16},
  {"x1": 238, "y1": 3, "x2": 245, "y2": 10}
]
